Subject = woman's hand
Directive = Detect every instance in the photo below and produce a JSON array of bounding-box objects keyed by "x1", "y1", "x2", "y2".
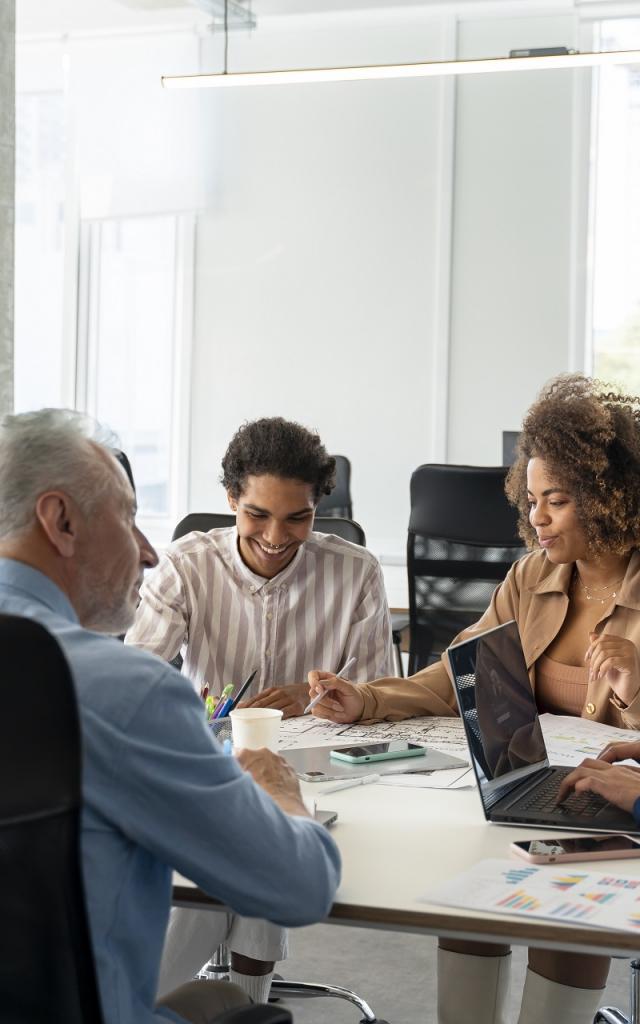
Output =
[
  {"x1": 307, "y1": 670, "x2": 365, "y2": 724},
  {"x1": 557, "y1": 757, "x2": 640, "y2": 814},
  {"x1": 599, "y1": 740, "x2": 640, "y2": 764},
  {"x1": 586, "y1": 632, "x2": 640, "y2": 707}
]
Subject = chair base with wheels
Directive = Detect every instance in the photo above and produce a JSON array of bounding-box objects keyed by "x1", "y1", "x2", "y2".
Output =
[
  {"x1": 199, "y1": 945, "x2": 390, "y2": 1024},
  {"x1": 215, "y1": 1008, "x2": 292, "y2": 1024},
  {"x1": 594, "y1": 958, "x2": 640, "y2": 1023},
  {"x1": 270, "y1": 978, "x2": 387, "y2": 1023}
]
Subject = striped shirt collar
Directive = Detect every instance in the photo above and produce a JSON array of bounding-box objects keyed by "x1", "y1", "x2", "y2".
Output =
[{"x1": 225, "y1": 526, "x2": 309, "y2": 593}]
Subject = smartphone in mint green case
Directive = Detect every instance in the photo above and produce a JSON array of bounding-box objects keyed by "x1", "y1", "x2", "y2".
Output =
[{"x1": 329, "y1": 741, "x2": 426, "y2": 764}]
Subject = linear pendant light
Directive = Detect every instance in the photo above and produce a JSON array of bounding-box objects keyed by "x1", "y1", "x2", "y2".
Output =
[{"x1": 162, "y1": 48, "x2": 640, "y2": 90}]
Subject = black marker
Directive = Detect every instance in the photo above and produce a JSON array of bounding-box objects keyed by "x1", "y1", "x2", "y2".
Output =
[{"x1": 228, "y1": 668, "x2": 258, "y2": 711}]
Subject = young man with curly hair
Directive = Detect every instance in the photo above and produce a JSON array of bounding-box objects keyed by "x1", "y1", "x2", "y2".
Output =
[
  {"x1": 126, "y1": 415, "x2": 393, "y2": 1004},
  {"x1": 308, "y1": 375, "x2": 640, "y2": 1024}
]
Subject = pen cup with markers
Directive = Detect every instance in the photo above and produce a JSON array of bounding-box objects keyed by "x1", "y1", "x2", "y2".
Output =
[{"x1": 208, "y1": 717, "x2": 233, "y2": 747}]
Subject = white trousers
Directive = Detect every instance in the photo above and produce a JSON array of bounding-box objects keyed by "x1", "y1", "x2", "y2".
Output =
[{"x1": 157, "y1": 909, "x2": 289, "y2": 999}]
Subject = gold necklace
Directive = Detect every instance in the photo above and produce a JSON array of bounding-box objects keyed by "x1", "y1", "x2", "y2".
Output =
[{"x1": 575, "y1": 571, "x2": 624, "y2": 605}]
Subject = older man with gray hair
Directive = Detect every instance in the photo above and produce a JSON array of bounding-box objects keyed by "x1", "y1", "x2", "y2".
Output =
[{"x1": 0, "y1": 408, "x2": 341, "y2": 1024}]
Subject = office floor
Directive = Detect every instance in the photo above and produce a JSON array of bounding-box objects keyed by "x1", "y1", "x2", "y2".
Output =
[{"x1": 277, "y1": 923, "x2": 632, "y2": 1022}]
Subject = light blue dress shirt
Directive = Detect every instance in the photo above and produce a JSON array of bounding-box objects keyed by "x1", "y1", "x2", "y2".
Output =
[{"x1": 0, "y1": 560, "x2": 341, "y2": 1024}]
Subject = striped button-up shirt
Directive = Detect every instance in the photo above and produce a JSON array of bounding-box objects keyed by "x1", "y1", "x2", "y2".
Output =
[{"x1": 125, "y1": 527, "x2": 394, "y2": 698}]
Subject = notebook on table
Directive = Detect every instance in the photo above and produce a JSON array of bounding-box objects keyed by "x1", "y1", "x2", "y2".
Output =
[{"x1": 447, "y1": 620, "x2": 640, "y2": 833}]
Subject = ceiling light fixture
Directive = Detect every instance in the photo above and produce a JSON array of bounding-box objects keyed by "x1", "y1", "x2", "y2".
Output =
[{"x1": 162, "y1": 44, "x2": 640, "y2": 90}]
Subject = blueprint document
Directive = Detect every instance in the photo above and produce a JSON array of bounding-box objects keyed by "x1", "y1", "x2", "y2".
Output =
[
  {"x1": 279, "y1": 714, "x2": 468, "y2": 760},
  {"x1": 279, "y1": 715, "x2": 474, "y2": 789},
  {"x1": 280, "y1": 713, "x2": 640, "y2": 764},
  {"x1": 279, "y1": 712, "x2": 640, "y2": 791}
]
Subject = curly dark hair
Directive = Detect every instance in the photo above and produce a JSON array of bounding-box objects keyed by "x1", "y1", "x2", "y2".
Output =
[
  {"x1": 221, "y1": 417, "x2": 336, "y2": 503},
  {"x1": 505, "y1": 374, "x2": 640, "y2": 555}
]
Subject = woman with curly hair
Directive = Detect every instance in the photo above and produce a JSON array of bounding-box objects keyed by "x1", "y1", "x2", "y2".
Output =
[{"x1": 309, "y1": 374, "x2": 640, "y2": 1024}]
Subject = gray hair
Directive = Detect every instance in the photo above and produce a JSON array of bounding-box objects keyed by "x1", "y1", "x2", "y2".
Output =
[{"x1": 0, "y1": 408, "x2": 124, "y2": 541}]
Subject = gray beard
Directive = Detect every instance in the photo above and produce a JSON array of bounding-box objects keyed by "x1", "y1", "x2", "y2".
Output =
[{"x1": 76, "y1": 579, "x2": 136, "y2": 635}]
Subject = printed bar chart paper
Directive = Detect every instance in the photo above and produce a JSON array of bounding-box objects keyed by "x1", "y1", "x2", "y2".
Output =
[{"x1": 422, "y1": 859, "x2": 640, "y2": 933}]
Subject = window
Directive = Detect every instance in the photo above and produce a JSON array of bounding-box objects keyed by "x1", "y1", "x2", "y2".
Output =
[
  {"x1": 15, "y1": 20, "x2": 201, "y2": 546},
  {"x1": 590, "y1": 19, "x2": 640, "y2": 392},
  {"x1": 76, "y1": 213, "x2": 194, "y2": 537}
]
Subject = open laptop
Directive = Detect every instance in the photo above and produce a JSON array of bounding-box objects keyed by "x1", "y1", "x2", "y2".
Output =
[
  {"x1": 447, "y1": 620, "x2": 640, "y2": 833},
  {"x1": 315, "y1": 808, "x2": 338, "y2": 828}
]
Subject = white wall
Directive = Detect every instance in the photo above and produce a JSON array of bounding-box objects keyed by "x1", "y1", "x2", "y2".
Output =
[
  {"x1": 187, "y1": 6, "x2": 597, "y2": 605},
  {"x1": 447, "y1": 12, "x2": 587, "y2": 463},
  {"x1": 188, "y1": 11, "x2": 456, "y2": 572},
  {"x1": 15, "y1": 4, "x2": 602, "y2": 606}
]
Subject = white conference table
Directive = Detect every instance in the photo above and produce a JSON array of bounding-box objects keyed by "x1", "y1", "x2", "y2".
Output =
[{"x1": 173, "y1": 779, "x2": 640, "y2": 958}]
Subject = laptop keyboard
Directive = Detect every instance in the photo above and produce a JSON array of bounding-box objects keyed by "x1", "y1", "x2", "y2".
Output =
[{"x1": 516, "y1": 767, "x2": 608, "y2": 819}]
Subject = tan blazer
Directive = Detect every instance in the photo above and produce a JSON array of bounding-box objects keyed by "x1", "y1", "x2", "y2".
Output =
[{"x1": 359, "y1": 549, "x2": 640, "y2": 730}]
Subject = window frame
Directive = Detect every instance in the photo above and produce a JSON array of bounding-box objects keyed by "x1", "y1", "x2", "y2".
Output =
[{"x1": 74, "y1": 210, "x2": 195, "y2": 545}]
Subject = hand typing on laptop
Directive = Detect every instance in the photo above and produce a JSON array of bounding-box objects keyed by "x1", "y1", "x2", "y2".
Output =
[
  {"x1": 557, "y1": 742, "x2": 640, "y2": 815},
  {"x1": 599, "y1": 739, "x2": 640, "y2": 765}
]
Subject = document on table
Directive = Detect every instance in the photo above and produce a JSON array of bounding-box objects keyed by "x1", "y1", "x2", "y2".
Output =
[
  {"x1": 421, "y1": 858, "x2": 640, "y2": 933},
  {"x1": 378, "y1": 765, "x2": 473, "y2": 789},
  {"x1": 280, "y1": 713, "x2": 640, "y2": 791},
  {"x1": 279, "y1": 716, "x2": 472, "y2": 789},
  {"x1": 539, "y1": 714, "x2": 640, "y2": 767},
  {"x1": 279, "y1": 714, "x2": 469, "y2": 760}
]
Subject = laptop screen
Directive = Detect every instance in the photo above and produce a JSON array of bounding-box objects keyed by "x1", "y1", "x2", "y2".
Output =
[{"x1": 447, "y1": 621, "x2": 548, "y2": 807}]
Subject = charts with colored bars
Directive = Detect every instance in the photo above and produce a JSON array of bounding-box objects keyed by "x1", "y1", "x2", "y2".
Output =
[{"x1": 424, "y1": 859, "x2": 640, "y2": 933}]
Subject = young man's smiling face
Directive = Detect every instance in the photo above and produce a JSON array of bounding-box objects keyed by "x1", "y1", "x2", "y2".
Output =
[{"x1": 229, "y1": 474, "x2": 316, "y2": 579}]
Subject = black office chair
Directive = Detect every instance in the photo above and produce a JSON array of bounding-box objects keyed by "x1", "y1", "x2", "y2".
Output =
[
  {"x1": 172, "y1": 512, "x2": 365, "y2": 547},
  {"x1": 0, "y1": 613, "x2": 105, "y2": 1023},
  {"x1": 316, "y1": 455, "x2": 353, "y2": 519},
  {"x1": 406, "y1": 464, "x2": 526, "y2": 675},
  {"x1": 113, "y1": 448, "x2": 135, "y2": 491}
]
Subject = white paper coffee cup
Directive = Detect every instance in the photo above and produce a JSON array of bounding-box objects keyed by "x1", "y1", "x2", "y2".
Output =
[{"x1": 229, "y1": 708, "x2": 283, "y2": 752}]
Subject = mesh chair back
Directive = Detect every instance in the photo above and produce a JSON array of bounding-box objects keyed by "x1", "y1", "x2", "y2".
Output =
[
  {"x1": 315, "y1": 455, "x2": 352, "y2": 519},
  {"x1": 408, "y1": 465, "x2": 526, "y2": 674},
  {"x1": 316, "y1": 516, "x2": 364, "y2": 546},
  {"x1": 0, "y1": 615, "x2": 104, "y2": 1023},
  {"x1": 113, "y1": 449, "x2": 135, "y2": 492},
  {"x1": 173, "y1": 512, "x2": 365, "y2": 546}
]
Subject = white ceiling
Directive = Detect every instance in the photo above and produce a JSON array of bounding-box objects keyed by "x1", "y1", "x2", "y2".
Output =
[
  {"x1": 15, "y1": 0, "x2": 579, "y2": 38},
  {"x1": 16, "y1": 0, "x2": 640, "y2": 38}
]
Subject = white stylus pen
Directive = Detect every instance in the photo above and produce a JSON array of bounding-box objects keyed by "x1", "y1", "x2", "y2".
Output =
[
  {"x1": 303, "y1": 655, "x2": 357, "y2": 715},
  {"x1": 319, "y1": 773, "x2": 381, "y2": 795}
]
